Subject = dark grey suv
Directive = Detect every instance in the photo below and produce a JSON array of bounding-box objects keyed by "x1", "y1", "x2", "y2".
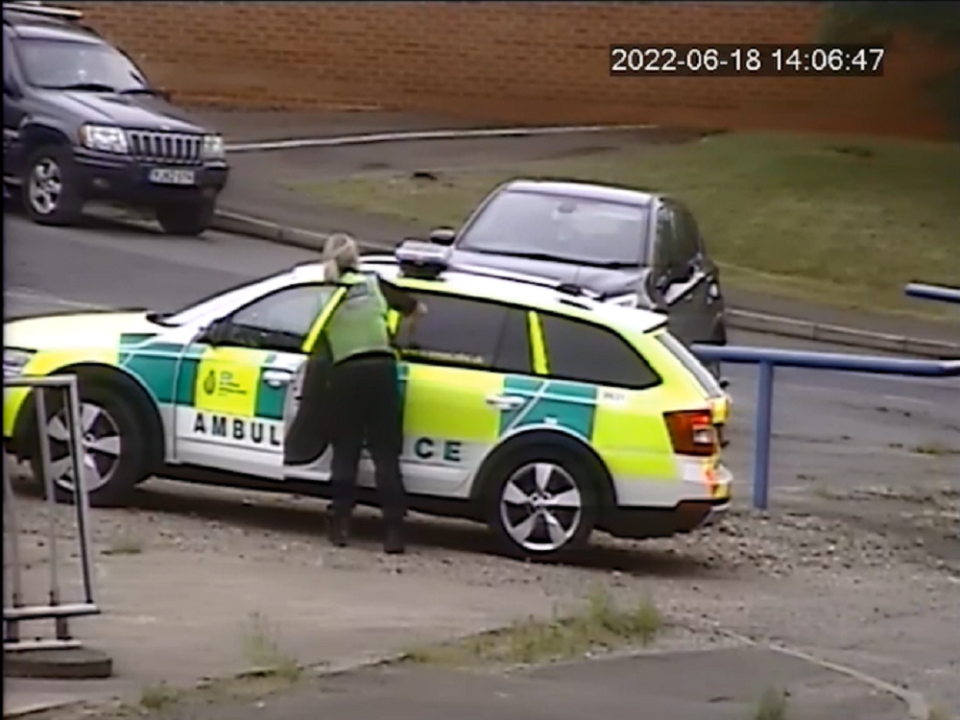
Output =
[
  {"x1": 2, "y1": 3, "x2": 229, "y2": 235},
  {"x1": 424, "y1": 178, "x2": 728, "y2": 355}
]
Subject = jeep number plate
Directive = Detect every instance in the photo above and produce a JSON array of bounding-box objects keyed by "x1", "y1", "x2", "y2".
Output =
[{"x1": 148, "y1": 168, "x2": 196, "y2": 186}]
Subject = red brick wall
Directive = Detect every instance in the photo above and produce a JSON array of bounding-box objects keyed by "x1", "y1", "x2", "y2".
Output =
[{"x1": 74, "y1": 1, "x2": 955, "y2": 139}]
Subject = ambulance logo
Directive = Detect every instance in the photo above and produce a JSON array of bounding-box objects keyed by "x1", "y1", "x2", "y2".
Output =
[{"x1": 203, "y1": 369, "x2": 217, "y2": 395}]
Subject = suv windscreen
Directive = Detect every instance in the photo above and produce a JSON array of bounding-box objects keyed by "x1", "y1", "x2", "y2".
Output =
[
  {"x1": 16, "y1": 38, "x2": 151, "y2": 92},
  {"x1": 458, "y1": 190, "x2": 649, "y2": 266}
]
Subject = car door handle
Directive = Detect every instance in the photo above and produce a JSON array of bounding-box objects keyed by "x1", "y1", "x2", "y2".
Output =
[
  {"x1": 485, "y1": 394, "x2": 526, "y2": 411},
  {"x1": 262, "y1": 369, "x2": 294, "y2": 387}
]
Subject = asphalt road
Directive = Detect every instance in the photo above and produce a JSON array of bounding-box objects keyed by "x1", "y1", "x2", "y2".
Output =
[{"x1": 4, "y1": 213, "x2": 959, "y2": 519}]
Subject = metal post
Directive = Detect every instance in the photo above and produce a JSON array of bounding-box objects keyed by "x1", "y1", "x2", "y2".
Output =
[
  {"x1": 752, "y1": 361, "x2": 776, "y2": 510},
  {"x1": 34, "y1": 388, "x2": 68, "y2": 640},
  {"x1": 3, "y1": 450, "x2": 25, "y2": 644},
  {"x1": 66, "y1": 378, "x2": 96, "y2": 606}
]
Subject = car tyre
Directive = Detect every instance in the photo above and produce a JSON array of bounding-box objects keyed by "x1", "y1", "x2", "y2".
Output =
[
  {"x1": 155, "y1": 198, "x2": 215, "y2": 237},
  {"x1": 28, "y1": 379, "x2": 157, "y2": 507},
  {"x1": 21, "y1": 145, "x2": 85, "y2": 226},
  {"x1": 484, "y1": 444, "x2": 599, "y2": 560}
]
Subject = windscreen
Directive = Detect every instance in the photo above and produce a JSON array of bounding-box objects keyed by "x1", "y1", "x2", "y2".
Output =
[
  {"x1": 17, "y1": 38, "x2": 151, "y2": 92},
  {"x1": 458, "y1": 190, "x2": 649, "y2": 265}
]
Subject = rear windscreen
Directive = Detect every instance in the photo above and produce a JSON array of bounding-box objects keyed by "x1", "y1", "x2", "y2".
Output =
[{"x1": 655, "y1": 331, "x2": 725, "y2": 398}]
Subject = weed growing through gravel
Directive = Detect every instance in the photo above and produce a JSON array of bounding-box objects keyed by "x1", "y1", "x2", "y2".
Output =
[
  {"x1": 139, "y1": 682, "x2": 180, "y2": 710},
  {"x1": 403, "y1": 585, "x2": 663, "y2": 667},
  {"x1": 242, "y1": 611, "x2": 302, "y2": 682},
  {"x1": 752, "y1": 686, "x2": 789, "y2": 720}
]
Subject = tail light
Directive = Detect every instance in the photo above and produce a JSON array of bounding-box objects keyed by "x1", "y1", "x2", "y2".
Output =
[{"x1": 664, "y1": 409, "x2": 718, "y2": 457}]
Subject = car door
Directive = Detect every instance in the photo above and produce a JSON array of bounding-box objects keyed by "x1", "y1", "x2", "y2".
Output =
[
  {"x1": 173, "y1": 283, "x2": 340, "y2": 480},
  {"x1": 650, "y1": 202, "x2": 702, "y2": 345},
  {"x1": 670, "y1": 202, "x2": 723, "y2": 344},
  {"x1": 2, "y1": 31, "x2": 27, "y2": 178},
  {"x1": 390, "y1": 292, "x2": 535, "y2": 499}
]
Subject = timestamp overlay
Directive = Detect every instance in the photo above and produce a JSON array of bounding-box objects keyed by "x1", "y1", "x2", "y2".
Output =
[{"x1": 609, "y1": 44, "x2": 886, "y2": 77}]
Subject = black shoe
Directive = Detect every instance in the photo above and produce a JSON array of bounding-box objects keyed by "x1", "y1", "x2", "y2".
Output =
[
  {"x1": 383, "y1": 522, "x2": 405, "y2": 555},
  {"x1": 327, "y1": 512, "x2": 350, "y2": 548}
]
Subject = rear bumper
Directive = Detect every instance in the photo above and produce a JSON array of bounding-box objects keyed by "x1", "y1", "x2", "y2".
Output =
[
  {"x1": 601, "y1": 498, "x2": 730, "y2": 539},
  {"x1": 74, "y1": 151, "x2": 229, "y2": 205}
]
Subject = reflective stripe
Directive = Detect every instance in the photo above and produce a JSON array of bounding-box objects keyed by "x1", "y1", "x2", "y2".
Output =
[
  {"x1": 302, "y1": 286, "x2": 347, "y2": 353},
  {"x1": 527, "y1": 311, "x2": 549, "y2": 375}
]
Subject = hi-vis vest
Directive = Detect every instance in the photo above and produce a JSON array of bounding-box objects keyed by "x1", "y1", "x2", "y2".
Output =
[{"x1": 324, "y1": 271, "x2": 393, "y2": 364}]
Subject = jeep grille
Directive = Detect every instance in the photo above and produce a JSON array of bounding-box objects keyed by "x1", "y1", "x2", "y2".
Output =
[{"x1": 127, "y1": 131, "x2": 202, "y2": 164}]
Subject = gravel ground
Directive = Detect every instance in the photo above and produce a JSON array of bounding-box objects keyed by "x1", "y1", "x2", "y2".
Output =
[{"x1": 6, "y1": 464, "x2": 959, "y2": 714}]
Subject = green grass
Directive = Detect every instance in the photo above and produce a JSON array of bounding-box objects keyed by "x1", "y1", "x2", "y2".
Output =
[
  {"x1": 291, "y1": 133, "x2": 960, "y2": 316},
  {"x1": 402, "y1": 585, "x2": 663, "y2": 668}
]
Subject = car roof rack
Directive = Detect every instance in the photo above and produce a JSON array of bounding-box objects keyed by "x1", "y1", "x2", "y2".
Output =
[{"x1": 3, "y1": 2, "x2": 83, "y2": 20}]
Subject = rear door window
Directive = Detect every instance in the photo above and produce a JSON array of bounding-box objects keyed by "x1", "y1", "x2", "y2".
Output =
[
  {"x1": 395, "y1": 292, "x2": 533, "y2": 374},
  {"x1": 539, "y1": 314, "x2": 660, "y2": 390}
]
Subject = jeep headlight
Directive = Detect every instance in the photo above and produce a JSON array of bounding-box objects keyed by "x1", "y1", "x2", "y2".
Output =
[
  {"x1": 78, "y1": 125, "x2": 129, "y2": 154},
  {"x1": 3, "y1": 349, "x2": 35, "y2": 379},
  {"x1": 202, "y1": 134, "x2": 225, "y2": 160}
]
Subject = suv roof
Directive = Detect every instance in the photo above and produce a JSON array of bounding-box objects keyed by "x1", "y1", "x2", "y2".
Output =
[
  {"x1": 3, "y1": 3, "x2": 98, "y2": 42},
  {"x1": 501, "y1": 179, "x2": 657, "y2": 208}
]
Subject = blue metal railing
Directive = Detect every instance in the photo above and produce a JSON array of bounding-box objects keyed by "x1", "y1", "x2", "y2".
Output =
[
  {"x1": 690, "y1": 345, "x2": 960, "y2": 510},
  {"x1": 691, "y1": 279, "x2": 959, "y2": 534},
  {"x1": 905, "y1": 282, "x2": 960, "y2": 306}
]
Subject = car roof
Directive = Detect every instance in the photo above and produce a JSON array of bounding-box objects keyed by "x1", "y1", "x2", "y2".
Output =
[
  {"x1": 350, "y1": 258, "x2": 668, "y2": 334},
  {"x1": 501, "y1": 179, "x2": 657, "y2": 208},
  {"x1": 4, "y1": 11, "x2": 101, "y2": 43}
]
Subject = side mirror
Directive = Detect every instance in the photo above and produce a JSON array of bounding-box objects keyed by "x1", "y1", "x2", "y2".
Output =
[{"x1": 428, "y1": 228, "x2": 456, "y2": 246}]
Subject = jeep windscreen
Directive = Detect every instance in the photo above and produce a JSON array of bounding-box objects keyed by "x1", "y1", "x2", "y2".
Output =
[
  {"x1": 456, "y1": 189, "x2": 649, "y2": 267},
  {"x1": 16, "y1": 37, "x2": 152, "y2": 93}
]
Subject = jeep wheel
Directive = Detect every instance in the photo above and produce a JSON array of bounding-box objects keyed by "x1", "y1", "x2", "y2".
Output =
[
  {"x1": 486, "y1": 445, "x2": 599, "y2": 559},
  {"x1": 155, "y1": 199, "x2": 215, "y2": 237},
  {"x1": 22, "y1": 146, "x2": 84, "y2": 226},
  {"x1": 29, "y1": 381, "x2": 156, "y2": 507}
]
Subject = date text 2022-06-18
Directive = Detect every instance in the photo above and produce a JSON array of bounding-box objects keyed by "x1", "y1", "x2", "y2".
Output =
[{"x1": 609, "y1": 43, "x2": 886, "y2": 77}]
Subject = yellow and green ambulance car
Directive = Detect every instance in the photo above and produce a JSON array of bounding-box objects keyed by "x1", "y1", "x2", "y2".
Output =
[{"x1": 3, "y1": 242, "x2": 732, "y2": 558}]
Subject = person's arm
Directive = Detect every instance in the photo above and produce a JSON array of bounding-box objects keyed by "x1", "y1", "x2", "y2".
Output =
[{"x1": 378, "y1": 277, "x2": 427, "y2": 320}]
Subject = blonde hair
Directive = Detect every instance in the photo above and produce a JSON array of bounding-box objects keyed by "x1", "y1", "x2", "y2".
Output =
[{"x1": 321, "y1": 232, "x2": 360, "y2": 281}]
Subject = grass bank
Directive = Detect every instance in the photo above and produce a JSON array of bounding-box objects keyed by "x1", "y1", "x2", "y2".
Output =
[{"x1": 291, "y1": 133, "x2": 960, "y2": 317}]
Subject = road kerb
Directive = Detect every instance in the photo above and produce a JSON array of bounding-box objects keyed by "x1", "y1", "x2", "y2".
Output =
[{"x1": 211, "y1": 210, "x2": 960, "y2": 359}]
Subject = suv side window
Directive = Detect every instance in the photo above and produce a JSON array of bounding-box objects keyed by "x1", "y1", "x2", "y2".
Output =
[
  {"x1": 671, "y1": 203, "x2": 702, "y2": 263},
  {"x1": 539, "y1": 314, "x2": 660, "y2": 390},
  {"x1": 654, "y1": 204, "x2": 681, "y2": 276},
  {"x1": 395, "y1": 293, "x2": 533, "y2": 374},
  {"x1": 224, "y1": 284, "x2": 337, "y2": 353}
]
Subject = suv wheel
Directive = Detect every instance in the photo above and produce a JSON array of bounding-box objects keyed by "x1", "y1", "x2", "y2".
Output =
[
  {"x1": 155, "y1": 198, "x2": 215, "y2": 236},
  {"x1": 485, "y1": 445, "x2": 599, "y2": 559},
  {"x1": 22, "y1": 146, "x2": 84, "y2": 226}
]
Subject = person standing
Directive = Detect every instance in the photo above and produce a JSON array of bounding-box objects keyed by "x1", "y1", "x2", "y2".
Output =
[{"x1": 317, "y1": 233, "x2": 425, "y2": 554}]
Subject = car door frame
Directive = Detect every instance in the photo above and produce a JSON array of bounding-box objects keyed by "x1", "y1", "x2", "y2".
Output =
[
  {"x1": 172, "y1": 282, "x2": 346, "y2": 481},
  {"x1": 666, "y1": 199, "x2": 721, "y2": 344},
  {"x1": 650, "y1": 200, "x2": 700, "y2": 344}
]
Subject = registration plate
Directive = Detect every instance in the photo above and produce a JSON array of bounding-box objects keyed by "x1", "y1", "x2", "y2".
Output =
[{"x1": 148, "y1": 168, "x2": 196, "y2": 186}]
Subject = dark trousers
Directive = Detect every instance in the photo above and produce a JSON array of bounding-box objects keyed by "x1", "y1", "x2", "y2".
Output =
[{"x1": 328, "y1": 353, "x2": 407, "y2": 523}]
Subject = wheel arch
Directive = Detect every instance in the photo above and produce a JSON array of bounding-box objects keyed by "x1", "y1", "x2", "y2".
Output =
[
  {"x1": 12, "y1": 363, "x2": 166, "y2": 466},
  {"x1": 20, "y1": 123, "x2": 73, "y2": 152},
  {"x1": 470, "y1": 426, "x2": 618, "y2": 514}
]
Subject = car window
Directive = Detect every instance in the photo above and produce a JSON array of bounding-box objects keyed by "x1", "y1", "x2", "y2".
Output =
[
  {"x1": 539, "y1": 314, "x2": 660, "y2": 390},
  {"x1": 395, "y1": 293, "x2": 532, "y2": 374},
  {"x1": 225, "y1": 284, "x2": 338, "y2": 352},
  {"x1": 670, "y1": 204, "x2": 702, "y2": 264},
  {"x1": 654, "y1": 204, "x2": 681, "y2": 273},
  {"x1": 656, "y1": 331, "x2": 724, "y2": 398},
  {"x1": 15, "y1": 38, "x2": 151, "y2": 92},
  {"x1": 458, "y1": 190, "x2": 649, "y2": 266}
]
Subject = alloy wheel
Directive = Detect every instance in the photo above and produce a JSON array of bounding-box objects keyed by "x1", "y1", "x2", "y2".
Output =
[
  {"x1": 499, "y1": 461, "x2": 583, "y2": 553},
  {"x1": 45, "y1": 401, "x2": 122, "y2": 493},
  {"x1": 27, "y1": 158, "x2": 63, "y2": 216}
]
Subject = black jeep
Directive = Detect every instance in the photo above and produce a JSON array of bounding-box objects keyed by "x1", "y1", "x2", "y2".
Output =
[{"x1": 2, "y1": 3, "x2": 229, "y2": 235}]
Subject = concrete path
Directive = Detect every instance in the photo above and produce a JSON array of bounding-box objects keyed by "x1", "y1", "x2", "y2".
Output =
[{"x1": 121, "y1": 649, "x2": 905, "y2": 720}]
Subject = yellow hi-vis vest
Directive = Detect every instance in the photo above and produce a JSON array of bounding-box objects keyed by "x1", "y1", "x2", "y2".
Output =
[{"x1": 324, "y1": 271, "x2": 393, "y2": 364}]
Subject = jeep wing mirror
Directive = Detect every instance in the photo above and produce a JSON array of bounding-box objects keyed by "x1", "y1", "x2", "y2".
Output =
[{"x1": 428, "y1": 227, "x2": 456, "y2": 246}]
